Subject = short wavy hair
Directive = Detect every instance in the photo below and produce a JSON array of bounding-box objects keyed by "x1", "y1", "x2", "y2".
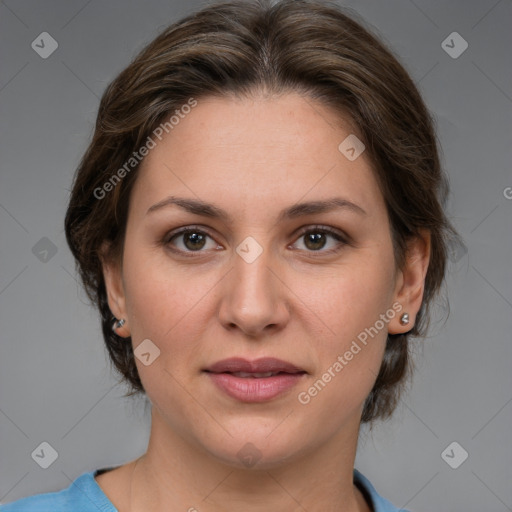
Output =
[{"x1": 64, "y1": 0, "x2": 458, "y2": 423}]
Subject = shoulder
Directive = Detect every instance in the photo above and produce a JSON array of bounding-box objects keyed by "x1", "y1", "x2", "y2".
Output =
[
  {"x1": 0, "y1": 470, "x2": 117, "y2": 512},
  {"x1": 354, "y1": 468, "x2": 411, "y2": 512}
]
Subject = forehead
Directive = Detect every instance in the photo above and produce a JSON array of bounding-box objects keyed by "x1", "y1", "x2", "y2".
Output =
[{"x1": 130, "y1": 93, "x2": 384, "y2": 220}]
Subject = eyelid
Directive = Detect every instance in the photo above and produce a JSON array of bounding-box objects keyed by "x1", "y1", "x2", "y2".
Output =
[
  {"x1": 293, "y1": 224, "x2": 349, "y2": 243},
  {"x1": 164, "y1": 224, "x2": 217, "y2": 243}
]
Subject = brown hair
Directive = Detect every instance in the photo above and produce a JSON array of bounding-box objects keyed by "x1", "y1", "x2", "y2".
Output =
[{"x1": 64, "y1": 0, "x2": 458, "y2": 423}]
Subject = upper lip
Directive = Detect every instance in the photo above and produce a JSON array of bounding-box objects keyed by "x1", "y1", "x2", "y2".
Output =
[{"x1": 204, "y1": 357, "x2": 306, "y2": 374}]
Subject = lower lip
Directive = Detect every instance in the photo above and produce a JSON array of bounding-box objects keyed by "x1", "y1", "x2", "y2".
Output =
[{"x1": 205, "y1": 372, "x2": 305, "y2": 402}]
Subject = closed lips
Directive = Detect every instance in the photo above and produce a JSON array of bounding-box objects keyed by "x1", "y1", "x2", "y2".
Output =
[
  {"x1": 204, "y1": 357, "x2": 307, "y2": 375},
  {"x1": 218, "y1": 371, "x2": 303, "y2": 378},
  {"x1": 204, "y1": 357, "x2": 307, "y2": 402}
]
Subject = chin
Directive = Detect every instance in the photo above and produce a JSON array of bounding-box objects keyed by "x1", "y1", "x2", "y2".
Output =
[
  {"x1": 210, "y1": 443, "x2": 303, "y2": 471},
  {"x1": 197, "y1": 424, "x2": 309, "y2": 471}
]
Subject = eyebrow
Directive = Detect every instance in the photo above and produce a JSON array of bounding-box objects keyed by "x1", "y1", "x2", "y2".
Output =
[{"x1": 146, "y1": 195, "x2": 367, "y2": 222}]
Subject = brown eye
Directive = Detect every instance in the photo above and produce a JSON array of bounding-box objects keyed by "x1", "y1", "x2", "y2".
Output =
[
  {"x1": 182, "y1": 231, "x2": 207, "y2": 251},
  {"x1": 292, "y1": 226, "x2": 348, "y2": 254},
  {"x1": 304, "y1": 232, "x2": 327, "y2": 251},
  {"x1": 165, "y1": 228, "x2": 219, "y2": 253}
]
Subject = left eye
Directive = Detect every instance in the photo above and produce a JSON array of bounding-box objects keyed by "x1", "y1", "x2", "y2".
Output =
[{"x1": 292, "y1": 228, "x2": 346, "y2": 252}]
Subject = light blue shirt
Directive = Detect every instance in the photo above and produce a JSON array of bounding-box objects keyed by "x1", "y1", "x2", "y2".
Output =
[{"x1": 1, "y1": 468, "x2": 410, "y2": 511}]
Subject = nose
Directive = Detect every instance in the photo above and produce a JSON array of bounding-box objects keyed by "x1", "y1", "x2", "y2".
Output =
[{"x1": 217, "y1": 244, "x2": 290, "y2": 338}]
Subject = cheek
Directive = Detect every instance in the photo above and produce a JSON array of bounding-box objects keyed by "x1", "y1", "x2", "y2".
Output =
[
  {"x1": 121, "y1": 250, "x2": 220, "y2": 374},
  {"x1": 121, "y1": 242, "x2": 196, "y2": 337},
  {"x1": 298, "y1": 251, "x2": 396, "y2": 345},
  {"x1": 294, "y1": 251, "x2": 395, "y2": 410},
  {"x1": 296, "y1": 299, "x2": 390, "y2": 427}
]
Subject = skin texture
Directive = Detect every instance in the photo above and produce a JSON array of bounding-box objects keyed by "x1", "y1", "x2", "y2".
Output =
[{"x1": 98, "y1": 92, "x2": 430, "y2": 512}]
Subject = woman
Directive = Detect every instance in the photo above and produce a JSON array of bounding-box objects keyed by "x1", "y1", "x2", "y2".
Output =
[{"x1": 2, "y1": 0, "x2": 456, "y2": 510}]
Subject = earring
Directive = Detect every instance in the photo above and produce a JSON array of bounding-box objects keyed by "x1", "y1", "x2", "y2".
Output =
[
  {"x1": 400, "y1": 313, "x2": 410, "y2": 325},
  {"x1": 112, "y1": 318, "x2": 126, "y2": 332}
]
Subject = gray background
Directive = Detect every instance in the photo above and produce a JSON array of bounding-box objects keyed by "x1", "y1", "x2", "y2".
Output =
[{"x1": 1, "y1": 0, "x2": 511, "y2": 510}]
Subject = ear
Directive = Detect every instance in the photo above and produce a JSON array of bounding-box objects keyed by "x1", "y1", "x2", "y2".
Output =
[
  {"x1": 388, "y1": 230, "x2": 431, "y2": 334},
  {"x1": 99, "y1": 241, "x2": 130, "y2": 337}
]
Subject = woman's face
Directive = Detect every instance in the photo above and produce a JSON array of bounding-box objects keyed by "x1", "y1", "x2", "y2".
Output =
[{"x1": 103, "y1": 92, "x2": 423, "y2": 468}]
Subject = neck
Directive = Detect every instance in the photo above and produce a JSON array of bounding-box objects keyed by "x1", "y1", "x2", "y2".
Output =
[{"x1": 127, "y1": 407, "x2": 370, "y2": 512}]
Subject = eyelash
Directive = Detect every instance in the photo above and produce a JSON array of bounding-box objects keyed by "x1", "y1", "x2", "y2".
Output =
[{"x1": 163, "y1": 224, "x2": 349, "y2": 257}]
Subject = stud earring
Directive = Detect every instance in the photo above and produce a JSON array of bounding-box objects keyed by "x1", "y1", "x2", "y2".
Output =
[
  {"x1": 112, "y1": 318, "x2": 126, "y2": 332},
  {"x1": 400, "y1": 313, "x2": 410, "y2": 325}
]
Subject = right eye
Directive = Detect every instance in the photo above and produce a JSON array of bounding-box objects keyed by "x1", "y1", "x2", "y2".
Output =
[{"x1": 164, "y1": 227, "x2": 222, "y2": 254}]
